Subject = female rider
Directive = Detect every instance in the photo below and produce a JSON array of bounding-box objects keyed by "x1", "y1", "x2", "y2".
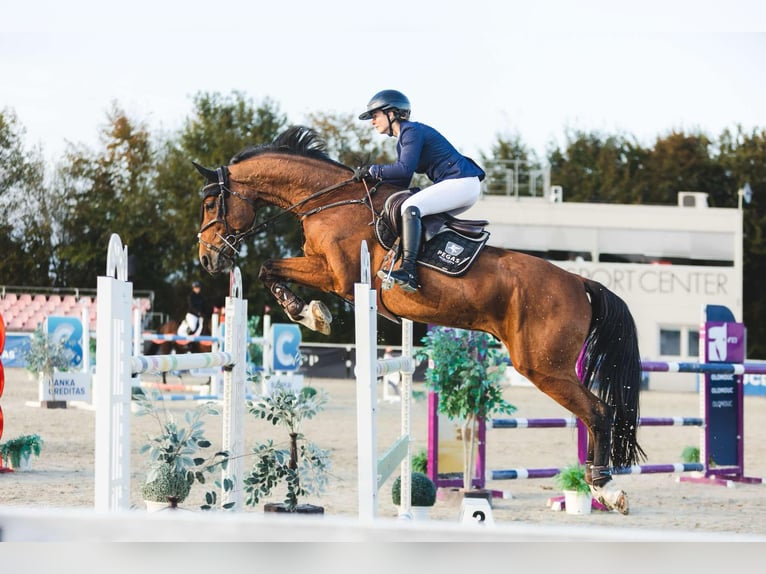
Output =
[{"x1": 357, "y1": 89, "x2": 485, "y2": 293}]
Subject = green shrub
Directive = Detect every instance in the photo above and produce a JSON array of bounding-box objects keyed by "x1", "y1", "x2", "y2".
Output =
[
  {"x1": 681, "y1": 445, "x2": 700, "y2": 463},
  {"x1": 140, "y1": 464, "x2": 192, "y2": 503},
  {"x1": 392, "y1": 472, "x2": 437, "y2": 507}
]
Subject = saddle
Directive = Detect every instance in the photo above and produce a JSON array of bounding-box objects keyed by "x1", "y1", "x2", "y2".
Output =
[
  {"x1": 382, "y1": 190, "x2": 489, "y2": 241},
  {"x1": 375, "y1": 190, "x2": 491, "y2": 278}
]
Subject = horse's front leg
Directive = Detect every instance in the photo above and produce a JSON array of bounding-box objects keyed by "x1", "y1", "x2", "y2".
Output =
[{"x1": 259, "y1": 256, "x2": 341, "y2": 335}]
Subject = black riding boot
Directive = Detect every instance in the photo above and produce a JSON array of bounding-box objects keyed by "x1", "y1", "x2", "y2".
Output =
[{"x1": 390, "y1": 206, "x2": 422, "y2": 293}]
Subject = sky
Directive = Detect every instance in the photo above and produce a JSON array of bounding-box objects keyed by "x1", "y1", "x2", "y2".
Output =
[{"x1": 2, "y1": 1, "x2": 766, "y2": 165}]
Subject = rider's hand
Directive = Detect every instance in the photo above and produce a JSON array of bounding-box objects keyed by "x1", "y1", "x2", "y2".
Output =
[{"x1": 352, "y1": 165, "x2": 372, "y2": 182}]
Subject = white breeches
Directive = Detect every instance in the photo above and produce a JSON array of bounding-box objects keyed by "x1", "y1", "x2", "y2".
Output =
[
  {"x1": 184, "y1": 313, "x2": 201, "y2": 335},
  {"x1": 400, "y1": 176, "x2": 481, "y2": 217}
]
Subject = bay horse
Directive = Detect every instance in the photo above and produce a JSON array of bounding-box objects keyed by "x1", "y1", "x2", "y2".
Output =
[{"x1": 194, "y1": 126, "x2": 645, "y2": 514}]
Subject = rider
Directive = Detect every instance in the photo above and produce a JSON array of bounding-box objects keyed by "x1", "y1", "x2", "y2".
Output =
[
  {"x1": 185, "y1": 280, "x2": 206, "y2": 336},
  {"x1": 356, "y1": 89, "x2": 485, "y2": 293}
]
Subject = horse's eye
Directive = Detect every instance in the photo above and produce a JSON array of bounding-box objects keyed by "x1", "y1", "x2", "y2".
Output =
[{"x1": 204, "y1": 199, "x2": 216, "y2": 212}]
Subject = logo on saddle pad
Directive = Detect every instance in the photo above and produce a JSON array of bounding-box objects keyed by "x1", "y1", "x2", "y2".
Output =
[{"x1": 438, "y1": 241, "x2": 466, "y2": 264}]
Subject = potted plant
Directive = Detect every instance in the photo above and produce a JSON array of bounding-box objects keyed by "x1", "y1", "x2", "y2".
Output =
[
  {"x1": 411, "y1": 448, "x2": 428, "y2": 474},
  {"x1": 0, "y1": 433, "x2": 44, "y2": 471},
  {"x1": 553, "y1": 462, "x2": 593, "y2": 515},
  {"x1": 418, "y1": 326, "x2": 516, "y2": 502},
  {"x1": 392, "y1": 471, "x2": 437, "y2": 520},
  {"x1": 24, "y1": 325, "x2": 71, "y2": 405},
  {"x1": 243, "y1": 383, "x2": 331, "y2": 514},
  {"x1": 134, "y1": 390, "x2": 231, "y2": 511}
]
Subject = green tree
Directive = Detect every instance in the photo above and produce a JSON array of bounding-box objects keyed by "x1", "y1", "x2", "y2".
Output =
[
  {"x1": 717, "y1": 126, "x2": 766, "y2": 357},
  {"x1": 153, "y1": 91, "x2": 292, "y2": 323},
  {"x1": 633, "y1": 130, "x2": 730, "y2": 206},
  {"x1": 306, "y1": 110, "x2": 397, "y2": 168},
  {"x1": 0, "y1": 109, "x2": 55, "y2": 286},
  {"x1": 480, "y1": 132, "x2": 541, "y2": 196},
  {"x1": 418, "y1": 327, "x2": 515, "y2": 490},
  {"x1": 547, "y1": 129, "x2": 643, "y2": 203},
  {"x1": 54, "y1": 103, "x2": 162, "y2": 292}
]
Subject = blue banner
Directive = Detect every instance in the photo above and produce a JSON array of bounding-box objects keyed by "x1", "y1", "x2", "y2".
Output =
[
  {"x1": 272, "y1": 324, "x2": 302, "y2": 371},
  {"x1": 47, "y1": 316, "x2": 83, "y2": 369},
  {"x1": 1, "y1": 334, "x2": 32, "y2": 368}
]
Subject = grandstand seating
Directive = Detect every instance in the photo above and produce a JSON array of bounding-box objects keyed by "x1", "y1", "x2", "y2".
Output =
[{"x1": 0, "y1": 291, "x2": 152, "y2": 332}]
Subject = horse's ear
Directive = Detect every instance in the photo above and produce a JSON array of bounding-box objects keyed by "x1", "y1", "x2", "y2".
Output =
[{"x1": 192, "y1": 161, "x2": 219, "y2": 183}]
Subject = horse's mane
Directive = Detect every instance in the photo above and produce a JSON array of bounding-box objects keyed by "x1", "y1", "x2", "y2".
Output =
[{"x1": 231, "y1": 126, "x2": 349, "y2": 171}]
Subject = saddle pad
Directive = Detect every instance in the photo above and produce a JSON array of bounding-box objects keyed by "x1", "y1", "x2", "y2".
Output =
[
  {"x1": 419, "y1": 228, "x2": 490, "y2": 276},
  {"x1": 375, "y1": 219, "x2": 489, "y2": 277}
]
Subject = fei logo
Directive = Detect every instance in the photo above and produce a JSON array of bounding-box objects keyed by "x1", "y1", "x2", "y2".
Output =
[
  {"x1": 706, "y1": 322, "x2": 744, "y2": 362},
  {"x1": 272, "y1": 323, "x2": 302, "y2": 371}
]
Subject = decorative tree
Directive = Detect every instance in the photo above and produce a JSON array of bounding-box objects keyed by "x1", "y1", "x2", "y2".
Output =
[
  {"x1": 244, "y1": 385, "x2": 331, "y2": 512},
  {"x1": 135, "y1": 390, "x2": 231, "y2": 510},
  {"x1": 418, "y1": 327, "x2": 516, "y2": 491}
]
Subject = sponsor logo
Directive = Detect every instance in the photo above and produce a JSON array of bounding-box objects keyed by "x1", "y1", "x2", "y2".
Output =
[
  {"x1": 437, "y1": 241, "x2": 468, "y2": 265},
  {"x1": 445, "y1": 241, "x2": 464, "y2": 256}
]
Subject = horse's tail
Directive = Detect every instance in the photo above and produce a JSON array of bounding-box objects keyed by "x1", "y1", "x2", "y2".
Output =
[{"x1": 580, "y1": 279, "x2": 646, "y2": 468}]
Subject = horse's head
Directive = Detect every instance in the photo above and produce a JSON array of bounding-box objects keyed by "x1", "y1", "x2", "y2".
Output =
[
  {"x1": 195, "y1": 161, "x2": 259, "y2": 274},
  {"x1": 196, "y1": 126, "x2": 365, "y2": 274}
]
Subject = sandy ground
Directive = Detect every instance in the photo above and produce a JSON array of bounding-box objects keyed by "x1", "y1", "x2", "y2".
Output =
[{"x1": 1, "y1": 366, "x2": 766, "y2": 539}]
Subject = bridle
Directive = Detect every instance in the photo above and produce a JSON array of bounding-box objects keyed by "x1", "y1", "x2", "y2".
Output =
[
  {"x1": 197, "y1": 166, "x2": 258, "y2": 260},
  {"x1": 197, "y1": 165, "x2": 376, "y2": 261}
]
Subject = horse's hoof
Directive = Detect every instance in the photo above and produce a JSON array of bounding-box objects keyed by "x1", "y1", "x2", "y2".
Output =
[
  {"x1": 590, "y1": 481, "x2": 630, "y2": 515},
  {"x1": 310, "y1": 301, "x2": 332, "y2": 335},
  {"x1": 291, "y1": 301, "x2": 332, "y2": 334}
]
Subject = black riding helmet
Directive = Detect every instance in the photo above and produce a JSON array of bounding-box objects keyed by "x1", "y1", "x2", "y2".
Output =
[{"x1": 358, "y1": 89, "x2": 411, "y2": 121}]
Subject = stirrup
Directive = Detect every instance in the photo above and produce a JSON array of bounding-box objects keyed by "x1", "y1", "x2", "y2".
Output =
[{"x1": 390, "y1": 269, "x2": 418, "y2": 293}]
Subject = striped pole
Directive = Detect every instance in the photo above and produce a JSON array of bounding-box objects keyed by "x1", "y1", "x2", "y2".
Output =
[
  {"x1": 491, "y1": 463, "x2": 704, "y2": 481},
  {"x1": 641, "y1": 361, "x2": 766, "y2": 375},
  {"x1": 131, "y1": 351, "x2": 233, "y2": 375},
  {"x1": 492, "y1": 417, "x2": 703, "y2": 429}
]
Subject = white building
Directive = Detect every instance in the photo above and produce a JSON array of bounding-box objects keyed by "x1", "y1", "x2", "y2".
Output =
[{"x1": 462, "y1": 169, "x2": 744, "y2": 392}]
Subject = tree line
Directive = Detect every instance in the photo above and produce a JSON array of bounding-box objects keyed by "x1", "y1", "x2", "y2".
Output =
[{"x1": 1, "y1": 91, "x2": 765, "y2": 356}]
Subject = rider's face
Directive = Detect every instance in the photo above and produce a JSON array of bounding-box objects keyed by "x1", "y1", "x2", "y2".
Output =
[{"x1": 370, "y1": 109, "x2": 397, "y2": 135}]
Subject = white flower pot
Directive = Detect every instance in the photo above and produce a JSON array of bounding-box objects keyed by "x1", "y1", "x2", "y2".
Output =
[
  {"x1": 10, "y1": 452, "x2": 32, "y2": 472},
  {"x1": 145, "y1": 500, "x2": 171, "y2": 513},
  {"x1": 564, "y1": 490, "x2": 592, "y2": 515},
  {"x1": 396, "y1": 505, "x2": 431, "y2": 521}
]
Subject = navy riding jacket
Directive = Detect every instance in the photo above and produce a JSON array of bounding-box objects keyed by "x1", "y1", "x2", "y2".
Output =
[{"x1": 369, "y1": 120, "x2": 485, "y2": 188}]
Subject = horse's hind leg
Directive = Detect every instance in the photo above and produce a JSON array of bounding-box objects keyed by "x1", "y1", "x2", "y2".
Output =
[
  {"x1": 523, "y1": 372, "x2": 630, "y2": 514},
  {"x1": 580, "y1": 404, "x2": 630, "y2": 515}
]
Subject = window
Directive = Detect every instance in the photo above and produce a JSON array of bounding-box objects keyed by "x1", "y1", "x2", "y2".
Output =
[
  {"x1": 660, "y1": 327, "x2": 699, "y2": 358},
  {"x1": 687, "y1": 330, "x2": 699, "y2": 358},
  {"x1": 660, "y1": 329, "x2": 681, "y2": 356}
]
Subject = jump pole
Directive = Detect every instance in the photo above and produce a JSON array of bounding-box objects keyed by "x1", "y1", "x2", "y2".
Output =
[
  {"x1": 94, "y1": 233, "x2": 247, "y2": 512},
  {"x1": 355, "y1": 241, "x2": 415, "y2": 521}
]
